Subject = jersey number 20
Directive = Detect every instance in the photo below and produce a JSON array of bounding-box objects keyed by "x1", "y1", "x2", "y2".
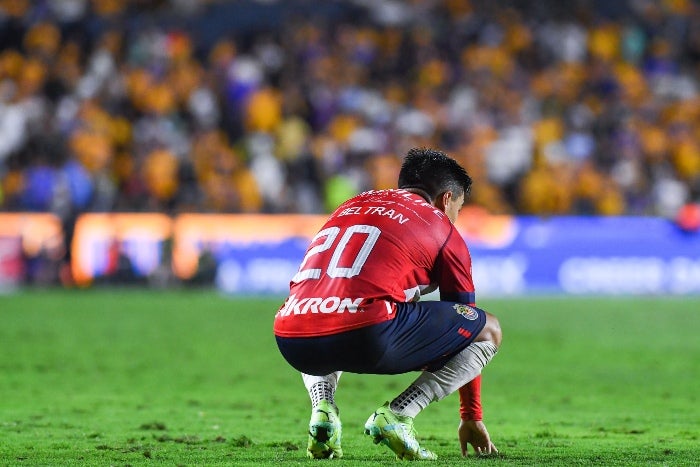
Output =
[{"x1": 292, "y1": 224, "x2": 381, "y2": 282}]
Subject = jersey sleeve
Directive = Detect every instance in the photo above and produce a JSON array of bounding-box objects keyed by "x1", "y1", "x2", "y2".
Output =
[
  {"x1": 436, "y1": 227, "x2": 482, "y2": 420},
  {"x1": 458, "y1": 375, "x2": 483, "y2": 420},
  {"x1": 435, "y1": 226, "x2": 475, "y2": 304}
]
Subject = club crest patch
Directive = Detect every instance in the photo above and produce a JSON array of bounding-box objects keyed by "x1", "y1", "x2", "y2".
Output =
[{"x1": 453, "y1": 303, "x2": 478, "y2": 320}]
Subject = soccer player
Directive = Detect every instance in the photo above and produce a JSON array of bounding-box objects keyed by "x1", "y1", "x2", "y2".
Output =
[{"x1": 274, "y1": 147, "x2": 502, "y2": 460}]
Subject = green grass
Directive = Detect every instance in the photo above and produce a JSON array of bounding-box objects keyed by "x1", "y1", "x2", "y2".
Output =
[{"x1": 0, "y1": 290, "x2": 698, "y2": 466}]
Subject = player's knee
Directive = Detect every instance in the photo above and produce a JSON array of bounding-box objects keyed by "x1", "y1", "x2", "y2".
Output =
[{"x1": 477, "y1": 313, "x2": 502, "y2": 349}]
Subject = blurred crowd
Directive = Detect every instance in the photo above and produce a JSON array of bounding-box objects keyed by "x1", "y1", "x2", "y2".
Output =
[{"x1": 1, "y1": 0, "x2": 699, "y2": 222}]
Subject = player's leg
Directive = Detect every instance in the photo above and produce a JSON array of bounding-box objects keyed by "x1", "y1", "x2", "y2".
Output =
[
  {"x1": 277, "y1": 327, "x2": 392, "y2": 459},
  {"x1": 303, "y1": 372, "x2": 342, "y2": 410},
  {"x1": 364, "y1": 302, "x2": 499, "y2": 460},
  {"x1": 393, "y1": 311, "x2": 501, "y2": 414},
  {"x1": 276, "y1": 335, "x2": 348, "y2": 458},
  {"x1": 303, "y1": 372, "x2": 343, "y2": 458}
]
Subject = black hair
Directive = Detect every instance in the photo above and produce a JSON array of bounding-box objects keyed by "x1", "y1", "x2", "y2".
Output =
[{"x1": 397, "y1": 147, "x2": 472, "y2": 202}]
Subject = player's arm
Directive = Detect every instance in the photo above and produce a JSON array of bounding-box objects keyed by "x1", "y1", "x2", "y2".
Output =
[
  {"x1": 436, "y1": 229, "x2": 498, "y2": 456},
  {"x1": 459, "y1": 374, "x2": 482, "y2": 422},
  {"x1": 435, "y1": 227, "x2": 476, "y2": 305},
  {"x1": 457, "y1": 377, "x2": 497, "y2": 456},
  {"x1": 454, "y1": 302, "x2": 498, "y2": 456}
]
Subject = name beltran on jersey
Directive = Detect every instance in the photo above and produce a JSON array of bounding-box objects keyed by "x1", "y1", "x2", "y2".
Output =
[
  {"x1": 337, "y1": 205, "x2": 410, "y2": 224},
  {"x1": 277, "y1": 294, "x2": 364, "y2": 317}
]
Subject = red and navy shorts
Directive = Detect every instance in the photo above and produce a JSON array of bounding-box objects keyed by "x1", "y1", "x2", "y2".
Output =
[{"x1": 275, "y1": 301, "x2": 487, "y2": 376}]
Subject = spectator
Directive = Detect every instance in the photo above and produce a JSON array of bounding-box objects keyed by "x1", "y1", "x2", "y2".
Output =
[{"x1": 0, "y1": 0, "x2": 697, "y2": 222}]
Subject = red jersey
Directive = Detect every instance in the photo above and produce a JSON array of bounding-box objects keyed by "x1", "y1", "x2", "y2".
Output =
[{"x1": 273, "y1": 189, "x2": 476, "y2": 337}]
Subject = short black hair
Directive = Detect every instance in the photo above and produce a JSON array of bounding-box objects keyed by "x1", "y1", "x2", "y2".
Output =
[{"x1": 398, "y1": 147, "x2": 472, "y2": 202}]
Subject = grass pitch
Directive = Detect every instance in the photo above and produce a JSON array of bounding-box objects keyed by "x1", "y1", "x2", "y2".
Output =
[{"x1": 0, "y1": 289, "x2": 698, "y2": 466}]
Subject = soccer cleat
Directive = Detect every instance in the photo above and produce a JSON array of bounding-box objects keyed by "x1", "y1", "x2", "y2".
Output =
[
  {"x1": 307, "y1": 400, "x2": 343, "y2": 459},
  {"x1": 364, "y1": 402, "x2": 437, "y2": 460}
]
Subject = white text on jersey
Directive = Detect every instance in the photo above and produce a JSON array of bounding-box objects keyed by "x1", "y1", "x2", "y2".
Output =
[
  {"x1": 277, "y1": 294, "x2": 364, "y2": 316},
  {"x1": 337, "y1": 205, "x2": 410, "y2": 224}
]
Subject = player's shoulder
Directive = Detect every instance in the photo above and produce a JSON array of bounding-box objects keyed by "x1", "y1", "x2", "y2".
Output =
[
  {"x1": 335, "y1": 189, "x2": 407, "y2": 208},
  {"x1": 355, "y1": 188, "x2": 403, "y2": 200},
  {"x1": 356, "y1": 189, "x2": 437, "y2": 210},
  {"x1": 333, "y1": 189, "x2": 450, "y2": 229}
]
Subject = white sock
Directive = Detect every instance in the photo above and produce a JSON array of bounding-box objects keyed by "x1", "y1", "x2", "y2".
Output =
[
  {"x1": 398, "y1": 341, "x2": 499, "y2": 416},
  {"x1": 390, "y1": 384, "x2": 432, "y2": 418},
  {"x1": 302, "y1": 372, "x2": 342, "y2": 409}
]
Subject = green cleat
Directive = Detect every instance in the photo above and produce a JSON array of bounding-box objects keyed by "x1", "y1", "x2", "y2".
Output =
[
  {"x1": 307, "y1": 400, "x2": 343, "y2": 459},
  {"x1": 364, "y1": 402, "x2": 437, "y2": 460}
]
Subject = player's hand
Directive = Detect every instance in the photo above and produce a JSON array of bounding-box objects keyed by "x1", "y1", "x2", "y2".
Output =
[{"x1": 458, "y1": 419, "x2": 498, "y2": 457}]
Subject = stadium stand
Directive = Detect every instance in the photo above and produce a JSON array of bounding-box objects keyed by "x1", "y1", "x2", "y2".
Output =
[{"x1": 0, "y1": 0, "x2": 698, "y2": 221}]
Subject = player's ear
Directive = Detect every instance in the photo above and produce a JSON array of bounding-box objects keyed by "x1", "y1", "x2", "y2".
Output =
[{"x1": 435, "y1": 191, "x2": 452, "y2": 212}]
